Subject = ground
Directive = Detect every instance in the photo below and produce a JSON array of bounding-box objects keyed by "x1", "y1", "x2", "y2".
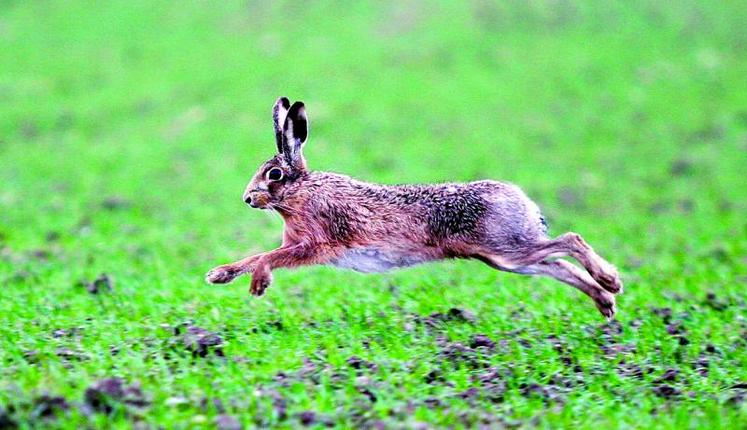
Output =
[{"x1": 1, "y1": 1, "x2": 746, "y2": 428}]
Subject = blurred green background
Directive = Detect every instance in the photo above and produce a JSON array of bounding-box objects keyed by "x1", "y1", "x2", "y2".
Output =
[{"x1": 1, "y1": 1, "x2": 746, "y2": 428}]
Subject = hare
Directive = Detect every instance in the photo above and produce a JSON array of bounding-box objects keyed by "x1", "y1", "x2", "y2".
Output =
[{"x1": 206, "y1": 97, "x2": 623, "y2": 318}]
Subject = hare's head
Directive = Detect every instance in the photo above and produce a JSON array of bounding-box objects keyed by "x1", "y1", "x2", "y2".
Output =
[{"x1": 243, "y1": 97, "x2": 309, "y2": 209}]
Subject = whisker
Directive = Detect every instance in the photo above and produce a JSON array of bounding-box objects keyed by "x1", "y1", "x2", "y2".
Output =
[{"x1": 268, "y1": 202, "x2": 300, "y2": 216}]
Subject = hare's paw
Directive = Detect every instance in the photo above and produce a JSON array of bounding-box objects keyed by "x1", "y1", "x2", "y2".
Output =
[
  {"x1": 593, "y1": 290, "x2": 617, "y2": 320},
  {"x1": 205, "y1": 265, "x2": 240, "y2": 284},
  {"x1": 249, "y1": 269, "x2": 272, "y2": 296},
  {"x1": 594, "y1": 264, "x2": 624, "y2": 295}
]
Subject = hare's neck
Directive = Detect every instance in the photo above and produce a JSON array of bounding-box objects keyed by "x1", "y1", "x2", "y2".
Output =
[
  {"x1": 275, "y1": 206, "x2": 296, "y2": 220},
  {"x1": 281, "y1": 216, "x2": 307, "y2": 246}
]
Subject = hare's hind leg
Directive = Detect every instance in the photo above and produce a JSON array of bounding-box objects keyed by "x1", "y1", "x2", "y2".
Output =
[
  {"x1": 518, "y1": 260, "x2": 616, "y2": 319},
  {"x1": 556, "y1": 233, "x2": 622, "y2": 294},
  {"x1": 496, "y1": 233, "x2": 622, "y2": 294},
  {"x1": 476, "y1": 254, "x2": 616, "y2": 318}
]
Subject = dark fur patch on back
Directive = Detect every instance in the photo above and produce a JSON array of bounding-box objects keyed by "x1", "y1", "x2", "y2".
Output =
[{"x1": 426, "y1": 190, "x2": 487, "y2": 239}]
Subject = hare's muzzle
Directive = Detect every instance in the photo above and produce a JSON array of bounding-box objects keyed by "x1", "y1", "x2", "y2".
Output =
[{"x1": 244, "y1": 190, "x2": 269, "y2": 209}]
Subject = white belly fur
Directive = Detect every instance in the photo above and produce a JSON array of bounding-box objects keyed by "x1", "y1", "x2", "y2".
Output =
[{"x1": 330, "y1": 248, "x2": 430, "y2": 273}]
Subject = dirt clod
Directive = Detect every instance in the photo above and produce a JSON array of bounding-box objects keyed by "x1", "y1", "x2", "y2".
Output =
[
  {"x1": 458, "y1": 387, "x2": 480, "y2": 400},
  {"x1": 423, "y1": 397, "x2": 443, "y2": 408},
  {"x1": 423, "y1": 308, "x2": 476, "y2": 327},
  {"x1": 599, "y1": 343, "x2": 636, "y2": 358},
  {"x1": 0, "y1": 407, "x2": 15, "y2": 429},
  {"x1": 666, "y1": 322, "x2": 685, "y2": 336},
  {"x1": 651, "y1": 307, "x2": 673, "y2": 323},
  {"x1": 357, "y1": 386, "x2": 377, "y2": 403},
  {"x1": 425, "y1": 370, "x2": 443, "y2": 384},
  {"x1": 654, "y1": 369, "x2": 679, "y2": 383},
  {"x1": 670, "y1": 158, "x2": 694, "y2": 176},
  {"x1": 652, "y1": 384, "x2": 680, "y2": 398},
  {"x1": 469, "y1": 334, "x2": 495, "y2": 349},
  {"x1": 80, "y1": 273, "x2": 113, "y2": 294},
  {"x1": 346, "y1": 356, "x2": 377, "y2": 372},
  {"x1": 693, "y1": 355, "x2": 710, "y2": 377},
  {"x1": 182, "y1": 325, "x2": 224, "y2": 358},
  {"x1": 519, "y1": 382, "x2": 562, "y2": 402},
  {"x1": 101, "y1": 196, "x2": 132, "y2": 211},
  {"x1": 32, "y1": 394, "x2": 70, "y2": 418},
  {"x1": 22, "y1": 349, "x2": 39, "y2": 363},
  {"x1": 298, "y1": 411, "x2": 316, "y2": 426},
  {"x1": 728, "y1": 390, "x2": 746, "y2": 405},
  {"x1": 439, "y1": 341, "x2": 483, "y2": 368},
  {"x1": 215, "y1": 414, "x2": 242, "y2": 430},
  {"x1": 617, "y1": 362, "x2": 644, "y2": 379},
  {"x1": 55, "y1": 347, "x2": 88, "y2": 362},
  {"x1": 448, "y1": 308, "x2": 476, "y2": 323},
  {"x1": 84, "y1": 378, "x2": 150, "y2": 413},
  {"x1": 704, "y1": 292, "x2": 728, "y2": 311}
]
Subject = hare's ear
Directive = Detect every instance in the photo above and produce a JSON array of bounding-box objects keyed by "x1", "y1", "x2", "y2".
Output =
[
  {"x1": 273, "y1": 97, "x2": 291, "y2": 154},
  {"x1": 281, "y1": 101, "x2": 308, "y2": 164}
]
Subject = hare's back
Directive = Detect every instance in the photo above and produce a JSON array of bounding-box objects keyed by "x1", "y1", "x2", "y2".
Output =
[{"x1": 394, "y1": 180, "x2": 548, "y2": 248}]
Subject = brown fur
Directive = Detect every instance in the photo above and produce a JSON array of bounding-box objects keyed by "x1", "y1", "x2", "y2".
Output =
[{"x1": 206, "y1": 98, "x2": 623, "y2": 319}]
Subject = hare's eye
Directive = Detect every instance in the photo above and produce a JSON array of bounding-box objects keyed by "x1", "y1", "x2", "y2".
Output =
[{"x1": 266, "y1": 168, "x2": 283, "y2": 181}]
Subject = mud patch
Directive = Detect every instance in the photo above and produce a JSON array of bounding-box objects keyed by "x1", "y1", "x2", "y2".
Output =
[
  {"x1": 55, "y1": 347, "x2": 89, "y2": 362},
  {"x1": 474, "y1": 367, "x2": 507, "y2": 402},
  {"x1": 519, "y1": 382, "x2": 563, "y2": 403},
  {"x1": 651, "y1": 307, "x2": 673, "y2": 323},
  {"x1": 438, "y1": 338, "x2": 488, "y2": 369},
  {"x1": 653, "y1": 368, "x2": 679, "y2": 384},
  {"x1": 31, "y1": 394, "x2": 70, "y2": 419},
  {"x1": 469, "y1": 334, "x2": 495, "y2": 349},
  {"x1": 78, "y1": 273, "x2": 114, "y2": 294},
  {"x1": 297, "y1": 410, "x2": 334, "y2": 427},
  {"x1": 652, "y1": 384, "x2": 680, "y2": 399},
  {"x1": 214, "y1": 414, "x2": 242, "y2": 430},
  {"x1": 422, "y1": 308, "x2": 477, "y2": 327},
  {"x1": 703, "y1": 292, "x2": 728, "y2": 311},
  {"x1": 0, "y1": 407, "x2": 15, "y2": 429},
  {"x1": 346, "y1": 356, "x2": 378, "y2": 372},
  {"x1": 178, "y1": 325, "x2": 224, "y2": 358},
  {"x1": 101, "y1": 196, "x2": 132, "y2": 211},
  {"x1": 670, "y1": 158, "x2": 695, "y2": 176},
  {"x1": 84, "y1": 378, "x2": 150, "y2": 413},
  {"x1": 617, "y1": 362, "x2": 646, "y2": 379}
]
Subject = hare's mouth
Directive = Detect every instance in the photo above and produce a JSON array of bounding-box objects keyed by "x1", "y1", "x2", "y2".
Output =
[
  {"x1": 256, "y1": 200, "x2": 281, "y2": 211},
  {"x1": 247, "y1": 192, "x2": 273, "y2": 209}
]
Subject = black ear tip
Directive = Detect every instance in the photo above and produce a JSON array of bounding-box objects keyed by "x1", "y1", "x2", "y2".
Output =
[
  {"x1": 275, "y1": 97, "x2": 290, "y2": 109},
  {"x1": 288, "y1": 101, "x2": 306, "y2": 117}
]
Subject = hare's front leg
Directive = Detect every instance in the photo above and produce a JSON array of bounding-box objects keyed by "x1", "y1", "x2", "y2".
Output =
[
  {"x1": 249, "y1": 242, "x2": 336, "y2": 296},
  {"x1": 206, "y1": 253, "x2": 265, "y2": 284}
]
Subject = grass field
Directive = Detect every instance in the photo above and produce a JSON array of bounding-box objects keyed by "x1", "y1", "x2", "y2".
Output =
[{"x1": 1, "y1": 1, "x2": 746, "y2": 428}]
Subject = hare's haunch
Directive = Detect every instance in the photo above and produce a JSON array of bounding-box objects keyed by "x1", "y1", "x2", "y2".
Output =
[{"x1": 206, "y1": 98, "x2": 623, "y2": 318}]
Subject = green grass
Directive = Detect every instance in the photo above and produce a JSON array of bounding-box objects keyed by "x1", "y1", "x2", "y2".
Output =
[{"x1": 1, "y1": 1, "x2": 746, "y2": 428}]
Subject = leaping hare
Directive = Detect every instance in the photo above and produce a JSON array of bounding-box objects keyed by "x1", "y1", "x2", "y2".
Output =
[{"x1": 206, "y1": 98, "x2": 623, "y2": 318}]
